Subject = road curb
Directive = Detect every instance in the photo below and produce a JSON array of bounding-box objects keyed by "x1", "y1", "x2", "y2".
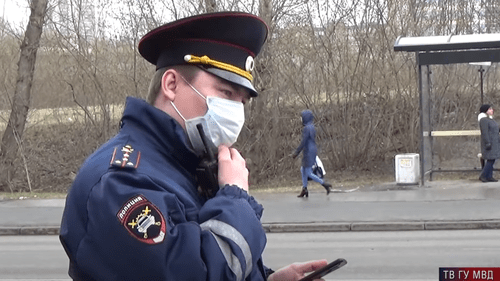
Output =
[
  {"x1": 1, "y1": 221, "x2": 500, "y2": 235},
  {"x1": 262, "y1": 220, "x2": 500, "y2": 233},
  {"x1": 263, "y1": 222, "x2": 426, "y2": 232},
  {"x1": 0, "y1": 226, "x2": 60, "y2": 236},
  {"x1": 263, "y1": 222, "x2": 351, "y2": 233},
  {"x1": 424, "y1": 220, "x2": 500, "y2": 230},
  {"x1": 351, "y1": 222, "x2": 424, "y2": 231}
]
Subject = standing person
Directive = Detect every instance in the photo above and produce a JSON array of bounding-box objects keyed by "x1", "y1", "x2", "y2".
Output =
[
  {"x1": 292, "y1": 109, "x2": 332, "y2": 197},
  {"x1": 59, "y1": 12, "x2": 328, "y2": 281},
  {"x1": 478, "y1": 104, "x2": 500, "y2": 182}
]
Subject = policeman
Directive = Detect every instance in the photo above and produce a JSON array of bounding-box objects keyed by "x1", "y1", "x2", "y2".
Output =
[{"x1": 60, "y1": 12, "x2": 327, "y2": 280}]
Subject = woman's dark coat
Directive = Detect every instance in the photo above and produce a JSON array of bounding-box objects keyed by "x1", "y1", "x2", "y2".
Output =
[
  {"x1": 294, "y1": 110, "x2": 317, "y2": 168},
  {"x1": 479, "y1": 114, "x2": 500, "y2": 160}
]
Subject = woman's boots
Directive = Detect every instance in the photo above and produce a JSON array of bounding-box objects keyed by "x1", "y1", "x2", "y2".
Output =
[
  {"x1": 322, "y1": 182, "x2": 332, "y2": 195},
  {"x1": 297, "y1": 187, "x2": 309, "y2": 198},
  {"x1": 298, "y1": 182, "x2": 331, "y2": 197}
]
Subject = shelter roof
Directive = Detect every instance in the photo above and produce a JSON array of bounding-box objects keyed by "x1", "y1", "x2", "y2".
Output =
[{"x1": 394, "y1": 33, "x2": 500, "y2": 52}]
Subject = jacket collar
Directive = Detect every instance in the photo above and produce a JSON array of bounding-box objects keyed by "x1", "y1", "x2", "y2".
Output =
[{"x1": 120, "y1": 97, "x2": 200, "y2": 171}]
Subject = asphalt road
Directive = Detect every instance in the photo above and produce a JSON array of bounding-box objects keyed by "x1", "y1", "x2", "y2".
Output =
[
  {"x1": 263, "y1": 229, "x2": 500, "y2": 280},
  {"x1": 1, "y1": 229, "x2": 499, "y2": 280}
]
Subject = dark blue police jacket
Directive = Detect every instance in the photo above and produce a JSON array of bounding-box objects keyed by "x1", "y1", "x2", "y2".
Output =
[{"x1": 60, "y1": 97, "x2": 269, "y2": 280}]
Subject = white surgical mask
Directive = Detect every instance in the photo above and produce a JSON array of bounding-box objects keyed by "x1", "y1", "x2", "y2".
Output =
[{"x1": 171, "y1": 76, "x2": 245, "y2": 155}]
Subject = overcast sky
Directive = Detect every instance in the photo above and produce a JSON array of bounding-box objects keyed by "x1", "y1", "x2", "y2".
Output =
[{"x1": 1, "y1": 0, "x2": 29, "y2": 26}]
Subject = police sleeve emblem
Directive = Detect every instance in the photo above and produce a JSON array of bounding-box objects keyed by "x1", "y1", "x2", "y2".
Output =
[{"x1": 117, "y1": 195, "x2": 166, "y2": 244}]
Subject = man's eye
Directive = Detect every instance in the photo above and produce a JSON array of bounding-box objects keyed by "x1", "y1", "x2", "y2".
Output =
[{"x1": 222, "y1": 90, "x2": 233, "y2": 97}]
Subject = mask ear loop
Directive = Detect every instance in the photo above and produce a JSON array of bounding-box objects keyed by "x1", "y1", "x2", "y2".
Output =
[
  {"x1": 170, "y1": 74, "x2": 207, "y2": 122},
  {"x1": 179, "y1": 75, "x2": 207, "y2": 101},
  {"x1": 170, "y1": 101, "x2": 186, "y2": 122}
]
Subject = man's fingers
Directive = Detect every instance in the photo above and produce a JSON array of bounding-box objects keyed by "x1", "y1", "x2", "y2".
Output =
[
  {"x1": 218, "y1": 145, "x2": 230, "y2": 160},
  {"x1": 217, "y1": 145, "x2": 249, "y2": 191},
  {"x1": 299, "y1": 259, "x2": 328, "y2": 273},
  {"x1": 229, "y1": 147, "x2": 245, "y2": 162},
  {"x1": 219, "y1": 145, "x2": 245, "y2": 163}
]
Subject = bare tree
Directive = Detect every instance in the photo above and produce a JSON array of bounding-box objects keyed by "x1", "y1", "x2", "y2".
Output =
[
  {"x1": 0, "y1": 0, "x2": 49, "y2": 191},
  {"x1": 4, "y1": 0, "x2": 500, "y2": 191},
  {"x1": 204, "y1": 0, "x2": 217, "y2": 12}
]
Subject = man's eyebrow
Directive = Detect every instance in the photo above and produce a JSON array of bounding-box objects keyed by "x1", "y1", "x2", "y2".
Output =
[
  {"x1": 215, "y1": 77, "x2": 238, "y2": 90},
  {"x1": 216, "y1": 77, "x2": 250, "y2": 98}
]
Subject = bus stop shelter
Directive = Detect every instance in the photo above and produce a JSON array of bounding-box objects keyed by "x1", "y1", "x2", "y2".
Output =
[{"x1": 393, "y1": 33, "x2": 500, "y2": 186}]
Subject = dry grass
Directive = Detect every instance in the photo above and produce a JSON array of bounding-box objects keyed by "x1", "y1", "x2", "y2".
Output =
[
  {"x1": 0, "y1": 192, "x2": 67, "y2": 200},
  {"x1": 0, "y1": 104, "x2": 123, "y2": 131}
]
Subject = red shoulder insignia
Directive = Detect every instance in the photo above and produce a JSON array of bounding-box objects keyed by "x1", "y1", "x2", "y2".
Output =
[{"x1": 110, "y1": 145, "x2": 141, "y2": 169}]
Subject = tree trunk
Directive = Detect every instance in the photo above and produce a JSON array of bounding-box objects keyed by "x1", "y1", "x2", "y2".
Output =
[
  {"x1": 0, "y1": 0, "x2": 48, "y2": 191},
  {"x1": 249, "y1": 0, "x2": 273, "y2": 172}
]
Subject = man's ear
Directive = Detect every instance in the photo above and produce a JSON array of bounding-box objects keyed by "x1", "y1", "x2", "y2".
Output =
[{"x1": 160, "y1": 69, "x2": 179, "y2": 102}]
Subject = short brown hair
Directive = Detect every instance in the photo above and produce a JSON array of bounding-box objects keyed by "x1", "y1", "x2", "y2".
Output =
[{"x1": 146, "y1": 65, "x2": 200, "y2": 105}]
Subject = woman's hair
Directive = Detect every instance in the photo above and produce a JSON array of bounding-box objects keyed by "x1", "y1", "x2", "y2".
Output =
[
  {"x1": 480, "y1": 104, "x2": 492, "y2": 114},
  {"x1": 146, "y1": 65, "x2": 200, "y2": 105}
]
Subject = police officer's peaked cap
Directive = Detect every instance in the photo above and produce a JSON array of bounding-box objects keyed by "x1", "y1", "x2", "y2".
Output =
[{"x1": 138, "y1": 11, "x2": 268, "y2": 97}]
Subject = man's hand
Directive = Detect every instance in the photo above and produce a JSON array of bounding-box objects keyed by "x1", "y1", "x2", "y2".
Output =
[
  {"x1": 218, "y1": 145, "x2": 249, "y2": 192},
  {"x1": 268, "y1": 259, "x2": 328, "y2": 281}
]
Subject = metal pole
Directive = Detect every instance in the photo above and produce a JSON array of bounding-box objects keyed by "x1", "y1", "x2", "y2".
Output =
[
  {"x1": 417, "y1": 52, "x2": 425, "y2": 187},
  {"x1": 480, "y1": 66, "x2": 484, "y2": 104},
  {"x1": 427, "y1": 65, "x2": 433, "y2": 182}
]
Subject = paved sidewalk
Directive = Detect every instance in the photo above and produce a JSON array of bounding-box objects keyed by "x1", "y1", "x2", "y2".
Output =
[
  {"x1": 256, "y1": 180, "x2": 500, "y2": 232},
  {"x1": 1, "y1": 179, "x2": 499, "y2": 235}
]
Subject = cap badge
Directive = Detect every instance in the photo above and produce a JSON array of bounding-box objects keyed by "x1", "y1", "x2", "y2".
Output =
[{"x1": 245, "y1": 56, "x2": 254, "y2": 72}]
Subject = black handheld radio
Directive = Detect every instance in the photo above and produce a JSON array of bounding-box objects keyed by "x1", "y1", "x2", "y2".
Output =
[{"x1": 195, "y1": 124, "x2": 219, "y2": 198}]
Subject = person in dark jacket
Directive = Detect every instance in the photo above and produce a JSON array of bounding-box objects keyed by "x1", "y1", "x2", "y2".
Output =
[
  {"x1": 478, "y1": 104, "x2": 500, "y2": 182},
  {"x1": 292, "y1": 110, "x2": 332, "y2": 197},
  {"x1": 59, "y1": 12, "x2": 328, "y2": 281}
]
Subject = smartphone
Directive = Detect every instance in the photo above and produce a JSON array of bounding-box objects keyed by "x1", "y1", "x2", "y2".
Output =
[{"x1": 298, "y1": 258, "x2": 347, "y2": 281}]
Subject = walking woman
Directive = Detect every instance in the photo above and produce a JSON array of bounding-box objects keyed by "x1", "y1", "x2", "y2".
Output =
[
  {"x1": 292, "y1": 109, "x2": 332, "y2": 197},
  {"x1": 478, "y1": 104, "x2": 500, "y2": 182}
]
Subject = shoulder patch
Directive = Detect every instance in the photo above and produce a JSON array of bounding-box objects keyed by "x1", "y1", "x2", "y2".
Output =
[
  {"x1": 117, "y1": 195, "x2": 166, "y2": 244},
  {"x1": 110, "y1": 145, "x2": 141, "y2": 169}
]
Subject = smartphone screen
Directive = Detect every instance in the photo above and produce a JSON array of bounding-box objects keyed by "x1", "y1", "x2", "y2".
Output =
[{"x1": 298, "y1": 258, "x2": 347, "y2": 281}]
